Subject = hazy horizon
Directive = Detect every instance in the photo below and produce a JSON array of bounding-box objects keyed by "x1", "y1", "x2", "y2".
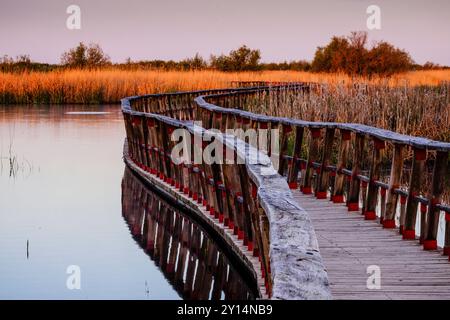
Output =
[{"x1": 1, "y1": 0, "x2": 449, "y2": 65}]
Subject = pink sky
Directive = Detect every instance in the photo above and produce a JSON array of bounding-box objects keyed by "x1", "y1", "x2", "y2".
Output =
[{"x1": 0, "y1": 0, "x2": 449, "y2": 65}]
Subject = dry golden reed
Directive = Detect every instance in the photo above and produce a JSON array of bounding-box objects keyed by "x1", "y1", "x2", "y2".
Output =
[{"x1": 1, "y1": 69, "x2": 450, "y2": 104}]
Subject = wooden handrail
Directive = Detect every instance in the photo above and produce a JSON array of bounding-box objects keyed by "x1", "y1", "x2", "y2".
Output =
[
  {"x1": 121, "y1": 94, "x2": 331, "y2": 299},
  {"x1": 192, "y1": 85, "x2": 450, "y2": 253},
  {"x1": 121, "y1": 81, "x2": 450, "y2": 299}
]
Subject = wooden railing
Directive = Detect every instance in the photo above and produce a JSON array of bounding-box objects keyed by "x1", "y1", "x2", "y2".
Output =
[
  {"x1": 122, "y1": 84, "x2": 331, "y2": 300},
  {"x1": 194, "y1": 85, "x2": 450, "y2": 254},
  {"x1": 122, "y1": 81, "x2": 450, "y2": 299}
]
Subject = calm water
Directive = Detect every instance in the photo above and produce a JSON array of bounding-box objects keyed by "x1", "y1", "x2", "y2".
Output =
[
  {"x1": 122, "y1": 168, "x2": 256, "y2": 300},
  {"x1": 0, "y1": 105, "x2": 181, "y2": 299}
]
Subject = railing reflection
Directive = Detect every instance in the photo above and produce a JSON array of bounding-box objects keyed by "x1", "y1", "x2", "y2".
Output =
[{"x1": 121, "y1": 168, "x2": 257, "y2": 300}]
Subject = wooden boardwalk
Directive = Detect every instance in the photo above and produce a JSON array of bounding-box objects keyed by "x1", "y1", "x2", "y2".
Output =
[
  {"x1": 294, "y1": 192, "x2": 450, "y2": 300},
  {"x1": 123, "y1": 83, "x2": 450, "y2": 300}
]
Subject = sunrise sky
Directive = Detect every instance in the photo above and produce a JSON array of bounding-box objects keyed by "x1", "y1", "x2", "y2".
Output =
[{"x1": 1, "y1": 0, "x2": 449, "y2": 65}]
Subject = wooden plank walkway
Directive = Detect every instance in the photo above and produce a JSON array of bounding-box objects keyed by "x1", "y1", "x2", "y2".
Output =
[{"x1": 293, "y1": 192, "x2": 450, "y2": 300}]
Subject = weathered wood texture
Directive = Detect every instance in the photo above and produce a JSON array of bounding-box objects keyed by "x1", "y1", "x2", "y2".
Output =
[
  {"x1": 294, "y1": 192, "x2": 450, "y2": 300},
  {"x1": 121, "y1": 108, "x2": 332, "y2": 300},
  {"x1": 122, "y1": 82, "x2": 450, "y2": 300}
]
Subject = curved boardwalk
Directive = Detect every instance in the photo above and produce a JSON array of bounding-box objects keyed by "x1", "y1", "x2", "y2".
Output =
[
  {"x1": 295, "y1": 192, "x2": 450, "y2": 300},
  {"x1": 122, "y1": 82, "x2": 450, "y2": 299}
]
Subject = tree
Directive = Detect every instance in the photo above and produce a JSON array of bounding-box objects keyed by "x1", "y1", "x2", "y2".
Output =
[
  {"x1": 346, "y1": 31, "x2": 368, "y2": 75},
  {"x1": 61, "y1": 42, "x2": 110, "y2": 68},
  {"x1": 210, "y1": 45, "x2": 261, "y2": 71},
  {"x1": 366, "y1": 42, "x2": 414, "y2": 76},
  {"x1": 311, "y1": 36, "x2": 350, "y2": 72},
  {"x1": 311, "y1": 32, "x2": 414, "y2": 76},
  {"x1": 179, "y1": 53, "x2": 207, "y2": 70}
]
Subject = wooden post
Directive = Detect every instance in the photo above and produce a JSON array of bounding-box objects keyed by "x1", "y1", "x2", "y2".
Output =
[
  {"x1": 403, "y1": 147, "x2": 427, "y2": 240},
  {"x1": 302, "y1": 128, "x2": 321, "y2": 195},
  {"x1": 423, "y1": 151, "x2": 448, "y2": 250},
  {"x1": 384, "y1": 144, "x2": 404, "y2": 228},
  {"x1": 364, "y1": 138, "x2": 385, "y2": 220},
  {"x1": 316, "y1": 128, "x2": 335, "y2": 199},
  {"x1": 260, "y1": 210, "x2": 272, "y2": 297},
  {"x1": 445, "y1": 217, "x2": 450, "y2": 257},
  {"x1": 286, "y1": 126, "x2": 304, "y2": 189},
  {"x1": 222, "y1": 162, "x2": 240, "y2": 234},
  {"x1": 360, "y1": 180, "x2": 368, "y2": 216},
  {"x1": 278, "y1": 124, "x2": 292, "y2": 176},
  {"x1": 332, "y1": 129, "x2": 351, "y2": 203},
  {"x1": 347, "y1": 133, "x2": 365, "y2": 211}
]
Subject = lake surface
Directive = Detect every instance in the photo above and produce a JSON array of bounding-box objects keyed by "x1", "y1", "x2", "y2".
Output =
[{"x1": 0, "y1": 105, "x2": 182, "y2": 299}]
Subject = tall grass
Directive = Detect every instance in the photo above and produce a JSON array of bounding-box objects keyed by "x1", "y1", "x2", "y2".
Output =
[
  {"x1": 1, "y1": 69, "x2": 450, "y2": 104},
  {"x1": 246, "y1": 82, "x2": 450, "y2": 142}
]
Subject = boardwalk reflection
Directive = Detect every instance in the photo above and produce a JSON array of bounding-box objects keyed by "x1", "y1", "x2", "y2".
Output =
[{"x1": 121, "y1": 168, "x2": 257, "y2": 300}]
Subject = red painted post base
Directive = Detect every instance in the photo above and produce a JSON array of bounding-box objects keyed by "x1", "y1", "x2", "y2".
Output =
[
  {"x1": 383, "y1": 219, "x2": 396, "y2": 229},
  {"x1": 248, "y1": 241, "x2": 254, "y2": 252},
  {"x1": 347, "y1": 202, "x2": 359, "y2": 212},
  {"x1": 237, "y1": 229, "x2": 244, "y2": 240},
  {"x1": 288, "y1": 182, "x2": 298, "y2": 189},
  {"x1": 423, "y1": 240, "x2": 437, "y2": 250},
  {"x1": 331, "y1": 195, "x2": 345, "y2": 203},
  {"x1": 301, "y1": 186, "x2": 312, "y2": 195},
  {"x1": 402, "y1": 229, "x2": 416, "y2": 240},
  {"x1": 364, "y1": 211, "x2": 376, "y2": 220},
  {"x1": 316, "y1": 191, "x2": 327, "y2": 199},
  {"x1": 443, "y1": 247, "x2": 450, "y2": 256}
]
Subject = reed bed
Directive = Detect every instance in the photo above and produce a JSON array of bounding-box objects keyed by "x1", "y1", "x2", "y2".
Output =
[
  {"x1": 1, "y1": 69, "x2": 450, "y2": 104},
  {"x1": 245, "y1": 81, "x2": 449, "y2": 142}
]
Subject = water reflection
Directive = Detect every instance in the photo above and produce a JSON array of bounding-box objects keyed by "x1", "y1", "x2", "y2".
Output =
[
  {"x1": 0, "y1": 105, "x2": 180, "y2": 299},
  {"x1": 121, "y1": 168, "x2": 257, "y2": 300}
]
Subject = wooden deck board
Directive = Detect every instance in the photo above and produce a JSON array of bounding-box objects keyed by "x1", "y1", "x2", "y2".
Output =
[{"x1": 293, "y1": 192, "x2": 450, "y2": 300}]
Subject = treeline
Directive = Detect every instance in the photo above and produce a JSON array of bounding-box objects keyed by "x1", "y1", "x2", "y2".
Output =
[
  {"x1": 1, "y1": 32, "x2": 448, "y2": 75},
  {"x1": 0, "y1": 55, "x2": 57, "y2": 72}
]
